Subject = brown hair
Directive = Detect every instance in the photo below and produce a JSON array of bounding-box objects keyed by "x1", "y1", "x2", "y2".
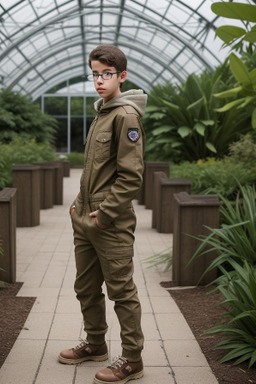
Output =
[{"x1": 88, "y1": 44, "x2": 127, "y2": 72}]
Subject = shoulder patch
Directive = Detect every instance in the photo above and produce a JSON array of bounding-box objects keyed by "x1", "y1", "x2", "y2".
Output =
[{"x1": 127, "y1": 128, "x2": 140, "y2": 142}]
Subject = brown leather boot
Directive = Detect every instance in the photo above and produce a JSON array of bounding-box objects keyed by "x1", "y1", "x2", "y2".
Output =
[
  {"x1": 58, "y1": 338, "x2": 108, "y2": 364},
  {"x1": 94, "y1": 356, "x2": 144, "y2": 384}
]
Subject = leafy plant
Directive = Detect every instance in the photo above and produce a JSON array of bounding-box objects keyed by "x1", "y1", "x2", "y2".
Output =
[
  {"x1": 170, "y1": 158, "x2": 256, "y2": 200},
  {"x1": 204, "y1": 260, "x2": 256, "y2": 368},
  {"x1": 211, "y1": 2, "x2": 256, "y2": 51},
  {"x1": 190, "y1": 184, "x2": 256, "y2": 276},
  {"x1": 188, "y1": 184, "x2": 256, "y2": 367},
  {"x1": 66, "y1": 152, "x2": 84, "y2": 167},
  {"x1": 211, "y1": 2, "x2": 256, "y2": 128},
  {"x1": 228, "y1": 133, "x2": 256, "y2": 165},
  {"x1": 0, "y1": 138, "x2": 57, "y2": 190},
  {"x1": 0, "y1": 89, "x2": 58, "y2": 143},
  {"x1": 144, "y1": 248, "x2": 172, "y2": 272},
  {"x1": 143, "y1": 66, "x2": 251, "y2": 163}
]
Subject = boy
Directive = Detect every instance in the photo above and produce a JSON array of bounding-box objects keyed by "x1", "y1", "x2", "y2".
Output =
[{"x1": 58, "y1": 44, "x2": 147, "y2": 384}]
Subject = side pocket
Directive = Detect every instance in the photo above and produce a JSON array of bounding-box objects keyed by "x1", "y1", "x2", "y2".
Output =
[{"x1": 105, "y1": 246, "x2": 134, "y2": 280}]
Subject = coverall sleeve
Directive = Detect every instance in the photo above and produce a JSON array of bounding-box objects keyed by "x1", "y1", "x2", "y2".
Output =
[{"x1": 97, "y1": 112, "x2": 145, "y2": 226}]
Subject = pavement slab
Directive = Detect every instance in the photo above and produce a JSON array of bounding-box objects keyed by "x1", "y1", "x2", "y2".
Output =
[{"x1": 0, "y1": 168, "x2": 218, "y2": 384}]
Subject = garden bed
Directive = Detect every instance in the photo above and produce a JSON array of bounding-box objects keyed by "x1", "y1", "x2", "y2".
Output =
[
  {"x1": 162, "y1": 283, "x2": 256, "y2": 384},
  {"x1": 0, "y1": 282, "x2": 35, "y2": 368}
]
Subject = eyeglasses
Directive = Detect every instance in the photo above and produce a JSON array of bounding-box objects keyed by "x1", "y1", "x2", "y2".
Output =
[{"x1": 87, "y1": 72, "x2": 121, "y2": 81}]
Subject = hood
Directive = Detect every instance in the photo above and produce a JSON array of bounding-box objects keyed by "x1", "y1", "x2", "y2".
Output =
[{"x1": 94, "y1": 89, "x2": 148, "y2": 117}]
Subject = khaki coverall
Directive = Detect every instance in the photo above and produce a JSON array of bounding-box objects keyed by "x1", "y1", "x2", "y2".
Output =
[{"x1": 71, "y1": 90, "x2": 147, "y2": 362}]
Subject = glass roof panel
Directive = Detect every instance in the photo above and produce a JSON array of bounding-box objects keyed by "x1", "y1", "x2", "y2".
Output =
[{"x1": 0, "y1": 0, "x2": 254, "y2": 100}]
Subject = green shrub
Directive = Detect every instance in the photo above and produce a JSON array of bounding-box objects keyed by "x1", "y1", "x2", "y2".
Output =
[
  {"x1": 170, "y1": 158, "x2": 256, "y2": 200},
  {"x1": 66, "y1": 152, "x2": 84, "y2": 167},
  {"x1": 143, "y1": 65, "x2": 251, "y2": 163},
  {"x1": 0, "y1": 138, "x2": 57, "y2": 190},
  {"x1": 228, "y1": 133, "x2": 256, "y2": 166},
  {"x1": 0, "y1": 89, "x2": 58, "y2": 144}
]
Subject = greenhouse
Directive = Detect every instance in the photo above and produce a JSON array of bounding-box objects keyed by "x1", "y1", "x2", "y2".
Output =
[
  {"x1": 1, "y1": 1, "x2": 256, "y2": 383},
  {"x1": 0, "y1": 0, "x2": 242, "y2": 152}
]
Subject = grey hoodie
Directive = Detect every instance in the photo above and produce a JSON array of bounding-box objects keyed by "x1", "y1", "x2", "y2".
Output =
[{"x1": 94, "y1": 89, "x2": 147, "y2": 117}]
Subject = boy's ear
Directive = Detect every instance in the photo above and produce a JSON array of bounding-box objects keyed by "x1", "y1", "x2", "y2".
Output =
[{"x1": 120, "y1": 71, "x2": 127, "y2": 83}]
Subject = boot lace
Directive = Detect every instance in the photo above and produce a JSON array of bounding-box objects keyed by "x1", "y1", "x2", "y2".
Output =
[
  {"x1": 74, "y1": 338, "x2": 89, "y2": 351},
  {"x1": 110, "y1": 356, "x2": 128, "y2": 369}
]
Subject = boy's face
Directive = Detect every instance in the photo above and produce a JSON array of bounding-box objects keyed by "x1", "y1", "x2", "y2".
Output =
[{"x1": 90, "y1": 60, "x2": 127, "y2": 103}]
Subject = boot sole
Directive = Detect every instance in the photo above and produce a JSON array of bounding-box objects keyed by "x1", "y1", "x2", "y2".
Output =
[
  {"x1": 93, "y1": 369, "x2": 144, "y2": 384},
  {"x1": 58, "y1": 352, "x2": 108, "y2": 365}
]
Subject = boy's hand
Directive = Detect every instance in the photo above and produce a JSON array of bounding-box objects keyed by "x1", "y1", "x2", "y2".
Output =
[{"x1": 89, "y1": 210, "x2": 107, "y2": 229}]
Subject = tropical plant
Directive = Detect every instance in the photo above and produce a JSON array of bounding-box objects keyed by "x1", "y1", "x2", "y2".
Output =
[
  {"x1": 204, "y1": 260, "x2": 256, "y2": 368},
  {"x1": 190, "y1": 184, "x2": 256, "y2": 274},
  {"x1": 143, "y1": 65, "x2": 251, "y2": 163},
  {"x1": 0, "y1": 89, "x2": 58, "y2": 143},
  {"x1": 188, "y1": 184, "x2": 256, "y2": 367},
  {"x1": 211, "y1": 2, "x2": 256, "y2": 52},
  {"x1": 211, "y1": 2, "x2": 256, "y2": 128}
]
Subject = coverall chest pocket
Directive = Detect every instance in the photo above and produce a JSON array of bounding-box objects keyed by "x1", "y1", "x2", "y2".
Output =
[{"x1": 95, "y1": 131, "x2": 112, "y2": 161}]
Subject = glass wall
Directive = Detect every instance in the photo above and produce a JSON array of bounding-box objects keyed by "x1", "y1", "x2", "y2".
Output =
[{"x1": 42, "y1": 94, "x2": 98, "y2": 153}]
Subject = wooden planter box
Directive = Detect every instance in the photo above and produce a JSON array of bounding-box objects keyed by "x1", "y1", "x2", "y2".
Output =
[
  {"x1": 45, "y1": 162, "x2": 63, "y2": 205},
  {"x1": 34, "y1": 163, "x2": 54, "y2": 209},
  {"x1": 0, "y1": 188, "x2": 17, "y2": 283},
  {"x1": 12, "y1": 165, "x2": 40, "y2": 227},
  {"x1": 152, "y1": 171, "x2": 168, "y2": 229},
  {"x1": 156, "y1": 178, "x2": 191, "y2": 233},
  {"x1": 144, "y1": 161, "x2": 170, "y2": 209},
  {"x1": 172, "y1": 192, "x2": 219, "y2": 286}
]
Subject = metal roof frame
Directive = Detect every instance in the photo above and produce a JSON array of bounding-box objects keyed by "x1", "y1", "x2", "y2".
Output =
[{"x1": 0, "y1": 0, "x2": 249, "y2": 100}]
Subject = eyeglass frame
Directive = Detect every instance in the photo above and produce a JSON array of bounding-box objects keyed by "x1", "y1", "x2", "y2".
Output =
[{"x1": 87, "y1": 71, "x2": 122, "y2": 81}]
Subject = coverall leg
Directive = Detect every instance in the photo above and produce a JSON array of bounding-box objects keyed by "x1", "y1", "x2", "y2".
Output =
[{"x1": 72, "y1": 205, "x2": 144, "y2": 362}]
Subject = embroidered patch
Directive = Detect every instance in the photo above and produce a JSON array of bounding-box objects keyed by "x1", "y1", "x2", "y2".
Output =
[{"x1": 127, "y1": 128, "x2": 140, "y2": 142}]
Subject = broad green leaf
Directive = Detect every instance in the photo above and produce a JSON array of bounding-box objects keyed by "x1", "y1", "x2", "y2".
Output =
[
  {"x1": 239, "y1": 96, "x2": 255, "y2": 109},
  {"x1": 155, "y1": 138, "x2": 173, "y2": 144},
  {"x1": 186, "y1": 97, "x2": 203, "y2": 111},
  {"x1": 216, "y1": 25, "x2": 245, "y2": 44},
  {"x1": 177, "y1": 126, "x2": 191, "y2": 138},
  {"x1": 211, "y1": 3, "x2": 256, "y2": 23},
  {"x1": 200, "y1": 120, "x2": 215, "y2": 126},
  {"x1": 194, "y1": 123, "x2": 205, "y2": 136},
  {"x1": 151, "y1": 112, "x2": 165, "y2": 120},
  {"x1": 244, "y1": 30, "x2": 256, "y2": 43},
  {"x1": 152, "y1": 126, "x2": 174, "y2": 136},
  {"x1": 145, "y1": 106, "x2": 160, "y2": 112},
  {"x1": 215, "y1": 98, "x2": 245, "y2": 112},
  {"x1": 252, "y1": 108, "x2": 256, "y2": 129},
  {"x1": 229, "y1": 53, "x2": 251, "y2": 85},
  {"x1": 249, "y1": 68, "x2": 256, "y2": 83},
  {"x1": 161, "y1": 99, "x2": 180, "y2": 110},
  {"x1": 171, "y1": 142, "x2": 182, "y2": 148},
  {"x1": 185, "y1": 75, "x2": 203, "y2": 101},
  {"x1": 214, "y1": 86, "x2": 242, "y2": 98},
  {"x1": 206, "y1": 142, "x2": 217, "y2": 153},
  {"x1": 249, "y1": 351, "x2": 256, "y2": 368}
]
